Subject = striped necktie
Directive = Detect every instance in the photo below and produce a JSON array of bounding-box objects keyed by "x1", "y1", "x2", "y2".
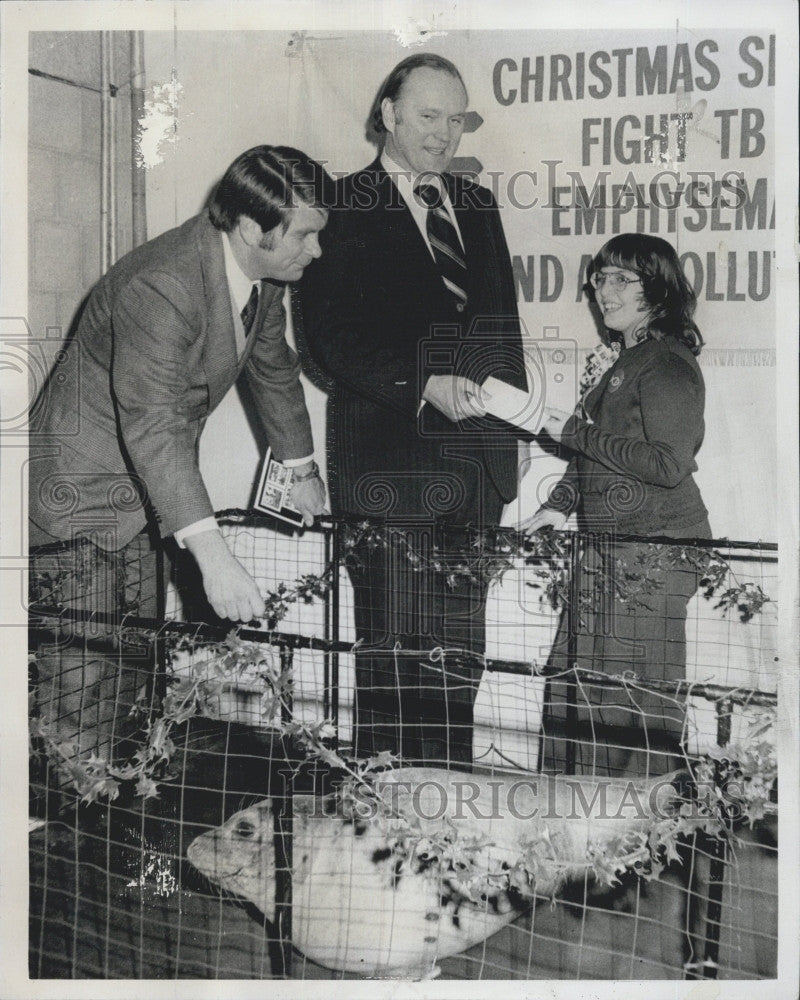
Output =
[
  {"x1": 415, "y1": 183, "x2": 467, "y2": 311},
  {"x1": 241, "y1": 283, "x2": 260, "y2": 338}
]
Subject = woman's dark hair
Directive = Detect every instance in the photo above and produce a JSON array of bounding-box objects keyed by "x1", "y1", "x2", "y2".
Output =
[
  {"x1": 208, "y1": 145, "x2": 334, "y2": 235},
  {"x1": 370, "y1": 53, "x2": 468, "y2": 135},
  {"x1": 586, "y1": 233, "x2": 704, "y2": 355}
]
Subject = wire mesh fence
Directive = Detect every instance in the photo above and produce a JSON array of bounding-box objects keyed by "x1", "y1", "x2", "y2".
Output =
[{"x1": 28, "y1": 513, "x2": 778, "y2": 981}]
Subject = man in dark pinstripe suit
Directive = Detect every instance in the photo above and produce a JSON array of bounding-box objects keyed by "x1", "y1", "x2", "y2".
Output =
[{"x1": 300, "y1": 57, "x2": 526, "y2": 766}]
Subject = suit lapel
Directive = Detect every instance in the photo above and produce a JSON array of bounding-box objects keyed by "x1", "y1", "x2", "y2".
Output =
[
  {"x1": 197, "y1": 220, "x2": 239, "y2": 409},
  {"x1": 369, "y1": 161, "x2": 448, "y2": 296}
]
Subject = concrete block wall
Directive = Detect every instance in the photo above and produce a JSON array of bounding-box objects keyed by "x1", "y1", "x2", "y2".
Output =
[{"x1": 28, "y1": 31, "x2": 134, "y2": 383}]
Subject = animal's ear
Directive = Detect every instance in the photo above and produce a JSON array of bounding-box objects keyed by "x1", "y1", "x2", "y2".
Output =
[{"x1": 226, "y1": 798, "x2": 274, "y2": 833}]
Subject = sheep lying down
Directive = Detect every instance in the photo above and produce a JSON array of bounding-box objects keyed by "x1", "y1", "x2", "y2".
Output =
[{"x1": 187, "y1": 766, "x2": 686, "y2": 978}]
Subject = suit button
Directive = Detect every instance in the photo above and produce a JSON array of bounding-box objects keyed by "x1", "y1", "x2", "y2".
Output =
[{"x1": 456, "y1": 303, "x2": 465, "y2": 312}]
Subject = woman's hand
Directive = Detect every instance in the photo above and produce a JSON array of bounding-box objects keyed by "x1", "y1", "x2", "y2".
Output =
[
  {"x1": 541, "y1": 406, "x2": 573, "y2": 444},
  {"x1": 519, "y1": 507, "x2": 568, "y2": 535}
]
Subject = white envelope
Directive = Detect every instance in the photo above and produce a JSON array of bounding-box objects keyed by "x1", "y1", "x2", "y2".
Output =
[{"x1": 480, "y1": 376, "x2": 544, "y2": 433}]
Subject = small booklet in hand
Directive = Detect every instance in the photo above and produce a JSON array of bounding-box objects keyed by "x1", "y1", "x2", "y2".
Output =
[{"x1": 254, "y1": 448, "x2": 305, "y2": 526}]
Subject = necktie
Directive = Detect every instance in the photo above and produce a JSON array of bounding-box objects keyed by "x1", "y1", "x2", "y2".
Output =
[
  {"x1": 415, "y1": 182, "x2": 467, "y2": 310},
  {"x1": 240, "y1": 283, "x2": 260, "y2": 337}
]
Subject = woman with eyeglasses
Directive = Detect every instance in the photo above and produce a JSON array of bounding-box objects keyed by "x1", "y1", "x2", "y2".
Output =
[{"x1": 525, "y1": 233, "x2": 711, "y2": 778}]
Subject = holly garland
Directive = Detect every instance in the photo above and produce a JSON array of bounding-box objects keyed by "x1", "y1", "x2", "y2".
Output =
[
  {"x1": 344, "y1": 520, "x2": 772, "y2": 624},
  {"x1": 32, "y1": 621, "x2": 777, "y2": 911},
  {"x1": 33, "y1": 519, "x2": 773, "y2": 802}
]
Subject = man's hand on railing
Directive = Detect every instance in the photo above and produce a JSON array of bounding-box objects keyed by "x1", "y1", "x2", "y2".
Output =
[
  {"x1": 519, "y1": 507, "x2": 568, "y2": 535},
  {"x1": 184, "y1": 529, "x2": 265, "y2": 622}
]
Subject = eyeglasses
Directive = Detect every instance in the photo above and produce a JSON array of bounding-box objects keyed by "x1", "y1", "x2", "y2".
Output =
[{"x1": 589, "y1": 271, "x2": 642, "y2": 290}]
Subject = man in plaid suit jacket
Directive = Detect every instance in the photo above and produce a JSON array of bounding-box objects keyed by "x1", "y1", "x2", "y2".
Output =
[
  {"x1": 30, "y1": 145, "x2": 332, "y2": 622},
  {"x1": 28, "y1": 146, "x2": 333, "y2": 782}
]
